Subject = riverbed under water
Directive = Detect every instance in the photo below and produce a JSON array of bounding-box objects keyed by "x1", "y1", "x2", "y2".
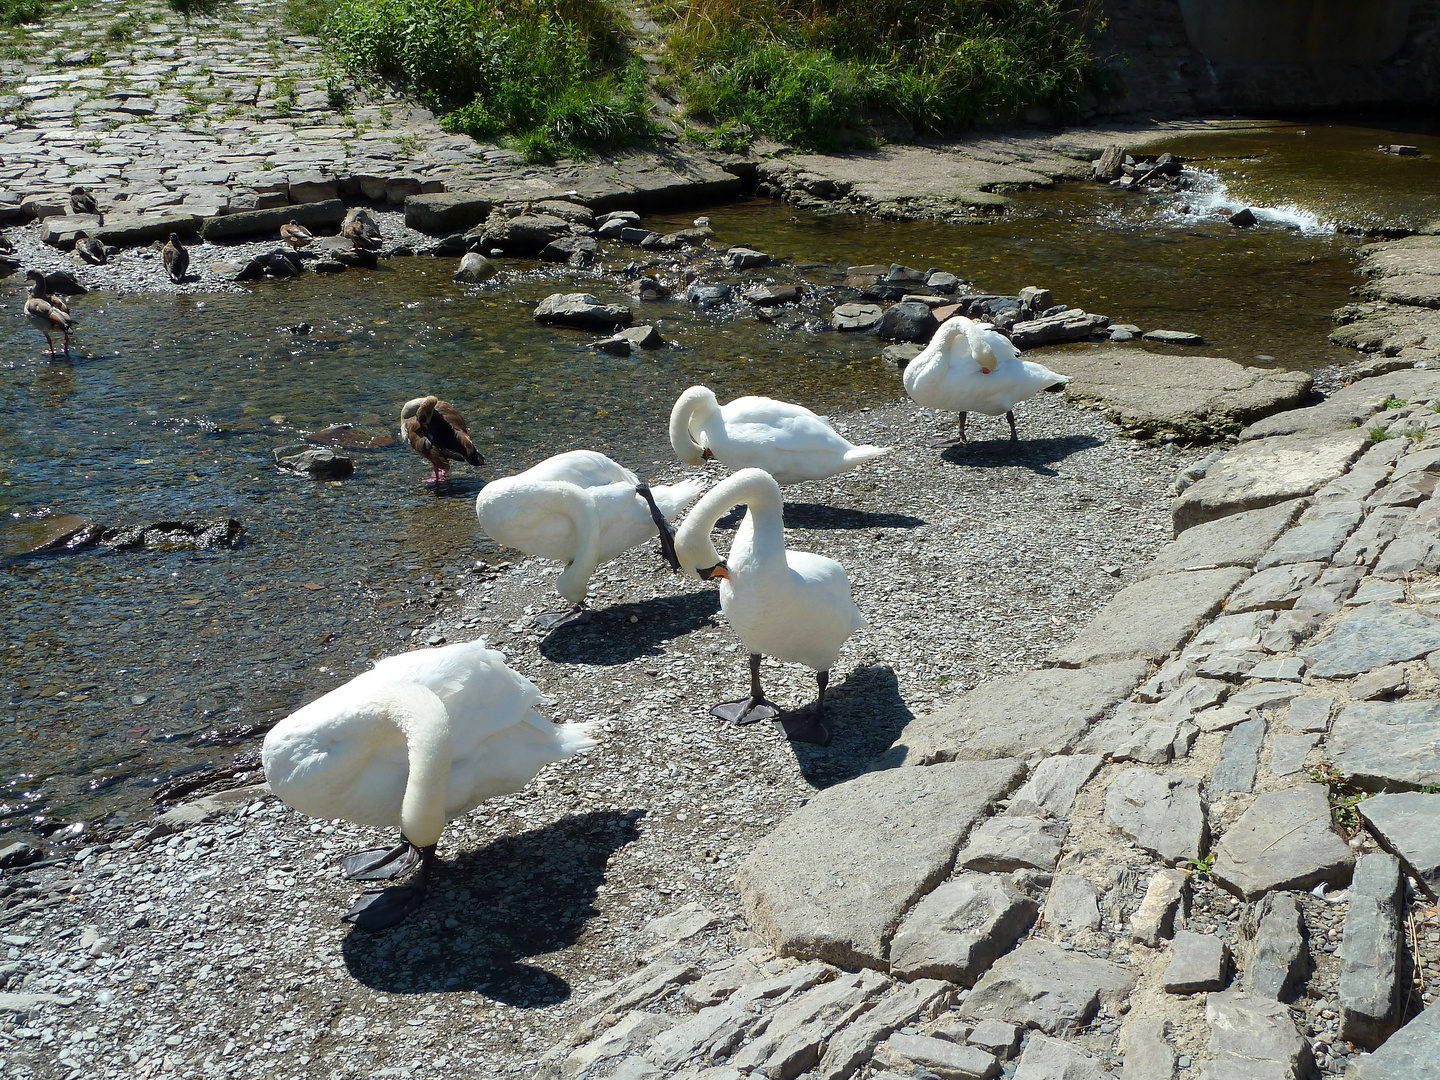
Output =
[{"x1": 1, "y1": 120, "x2": 1433, "y2": 840}]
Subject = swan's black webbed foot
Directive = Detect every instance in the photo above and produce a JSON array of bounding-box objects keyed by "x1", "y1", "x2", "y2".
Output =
[
  {"x1": 340, "y1": 841, "x2": 421, "y2": 881},
  {"x1": 532, "y1": 605, "x2": 590, "y2": 631},
  {"x1": 342, "y1": 845, "x2": 435, "y2": 931},
  {"x1": 711, "y1": 696, "x2": 781, "y2": 726},
  {"x1": 774, "y1": 707, "x2": 831, "y2": 746}
]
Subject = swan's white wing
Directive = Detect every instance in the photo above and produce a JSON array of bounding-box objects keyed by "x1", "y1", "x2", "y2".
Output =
[
  {"x1": 372, "y1": 639, "x2": 542, "y2": 744},
  {"x1": 518, "y1": 449, "x2": 638, "y2": 489},
  {"x1": 722, "y1": 397, "x2": 856, "y2": 453}
]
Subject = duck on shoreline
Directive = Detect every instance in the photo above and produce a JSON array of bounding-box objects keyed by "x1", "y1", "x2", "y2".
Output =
[{"x1": 161, "y1": 233, "x2": 189, "y2": 283}]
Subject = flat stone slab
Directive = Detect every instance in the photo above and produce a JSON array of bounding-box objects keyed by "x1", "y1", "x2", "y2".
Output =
[
  {"x1": 1131, "y1": 869, "x2": 1189, "y2": 947},
  {"x1": 1269, "y1": 733, "x2": 1319, "y2": 777},
  {"x1": 736, "y1": 759, "x2": 1025, "y2": 969},
  {"x1": 888, "y1": 873, "x2": 1038, "y2": 986},
  {"x1": 878, "y1": 1032, "x2": 1000, "y2": 1080},
  {"x1": 1121, "y1": 1016, "x2": 1177, "y2": 1080},
  {"x1": 1172, "y1": 430, "x2": 1369, "y2": 536},
  {"x1": 1255, "y1": 501, "x2": 1363, "y2": 572},
  {"x1": 1301, "y1": 603, "x2": 1440, "y2": 678},
  {"x1": 884, "y1": 662, "x2": 1148, "y2": 766},
  {"x1": 201, "y1": 198, "x2": 346, "y2": 240},
  {"x1": 955, "y1": 815, "x2": 1064, "y2": 873},
  {"x1": 1329, "y1": 700, "x2": 1440, "y2": 791},
  {"x1": 1282, "y1": 697, "x2": 1333, "y2": 734},
  {"x1": 1078, "y1": 703, "x2": 1194, "y2": 765},
  {"x1": 1049, "y1": 569, "x2": 1250, "y2": 668},
  {"x1": 1338, "y1": 853, "x2": 1405, "y2": 1048},
  {"x1": 1007, "y1": 754, "x2": 1103, "y2": 818},
  {"x1": 1245, "y1": 892, "x2": 1310, "y2": 1001},
  {"x1": 1211, "y1": 784, "x2": 1354, "y2": 901},
  {"x1": 1199, "y1": 989, "x2": 1313, "y2": 1080},
  {"x1": 1136, "y1": 499, "x2": 1306, "y2": 581},
  {"x1": 1012, "y1": 1034, "x2": 1115, "y2": 1079},
  {"x1": 1355, "y1": 234, "x2": 1440, "y2": 307},
  {"x1": 1356, "y1": 792, "x2": 1440, "y2": 897},
  {"x1": 1243, "y1": 369, "x2": 1440, "y2": 441},
  {"x1": 815, "y1": 977, "x2": 951, "y2": 1080},
  {"x1": 1164, "y1": 931, "x2": 1230, "y2": 994},
  {"x1": 1043, "y1": 873, "x2": 1101, "y2": 936},
  {"x1": 1062, "y1": 348, "x2": 1311, "y2": 441},
  {"x1": 1104, "y1": 768, "x2": 1208, "y2": 865},
  {"x1": 1210, "y1": 718, "x2": 1266, "y2": 796},
  {"x1": 961, "y1": 939, "x2": 1137, "y2": 1036},
  {"x1": 1225, "y1": 563, "x2": 1325, "y2": 613},
  {"x1": 1347, "y1": 998, "x2": 1440, "y2": 1080}
]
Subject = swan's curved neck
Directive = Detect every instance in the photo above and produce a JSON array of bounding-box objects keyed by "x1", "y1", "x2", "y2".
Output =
[
  {"x1": 388, "y1": 690, "x2": 453, "y2": 847},
  {"x1": 675, "y1": 469, "x2": 784, "y2": 577},
  {"x1": 669, "y1": 387, "x2": 719, "y2": 465},
  {"x1": 551, "y1": 485, "x2": 602, "y2": 604}
]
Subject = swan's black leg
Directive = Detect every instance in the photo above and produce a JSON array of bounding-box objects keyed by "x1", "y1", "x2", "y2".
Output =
[
  {"x1": 711, "y1": 653, "x2": 780, "y2": 725},
  {"x1": 1006, "y1": 410, "x2": 1019, "y2": 442},
  {"x1": 929, "y1": 412, "x2": 968, "y2": 448},
  {"x1": 339, "y1": 836, "x2": 421, "y2": 881},
  {"x1": 343, "y1": 844, "x2": 436, "y2": 931},
  {"x1": 775, "y1": 670, "x2": 832, "y2": 746},
  {"x1": 636, "y1": 484, "x2": 680, "y2": 571}
]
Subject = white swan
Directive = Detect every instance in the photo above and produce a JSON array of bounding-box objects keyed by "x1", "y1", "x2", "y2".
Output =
[
  {"x1": 902, "y1": 316, "x2": 1069, "y2": 445},
  {"x1": 475, "y1": 450, "x2": 706, "y2": 629},
  {"x1": 669, "y1": 385, "x2": 890, "y2": 485},
  {"x1": 673, "y1": 468, "x2": 866, "y2": 744},
  {"x1": 262, "y1": 638, "x2": 599, "y2": 929}
]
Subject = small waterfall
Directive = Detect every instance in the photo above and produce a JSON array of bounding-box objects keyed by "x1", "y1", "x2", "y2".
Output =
[{"x1": 1163, "y1": 167, "x2": 1336, "y2": 236}]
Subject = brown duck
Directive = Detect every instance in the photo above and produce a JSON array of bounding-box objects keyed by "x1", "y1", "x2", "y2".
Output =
[
  {"x1": 162, "y1": 233, "x2": 189, "y2": 283},
  {"x1": 279, "y1": 220, "x2": 313, "y2": 250},
  {"x1": 342, "y1": 211, "x2": 383, "y2": 252},
  {"x1": 400, "y1": 396, "x2": 484, "y2": 484},
  {"x1": 24, "y1": 269, "x2": 73, "y2": 356},
  {"x1": 0, "y1": 229, "x2": 13, "y2": 255},
  {"x1": 74, "y1": 231, "x2": 107, "y2": 265},
  {"x1": 69, "y1": 186, "x2": 103, "y2": 224}
]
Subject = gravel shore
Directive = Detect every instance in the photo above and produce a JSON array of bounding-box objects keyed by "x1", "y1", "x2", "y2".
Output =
[{"x1": 2, "y1": 392, "x2": 1178, "y2": 1079}]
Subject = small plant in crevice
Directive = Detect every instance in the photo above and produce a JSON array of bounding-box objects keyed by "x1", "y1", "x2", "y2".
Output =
[
  {"x1": 1183, "y1": 851, "x2": 1216, "y2": 878},
  {"x1": 1308, "y1": 760, "x2": 1372, "y2": 838},
  {"x1": 1383, "y1": 396, "x2": 1408, "y2": 410}
]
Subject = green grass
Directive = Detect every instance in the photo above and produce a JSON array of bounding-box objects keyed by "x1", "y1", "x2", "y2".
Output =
[
  {"x1": 664, "y1": 0, "x2": 1103, "y2": 150},
  {"x1": 1, "y1": 0, "x2": 44, "y2": 25}
]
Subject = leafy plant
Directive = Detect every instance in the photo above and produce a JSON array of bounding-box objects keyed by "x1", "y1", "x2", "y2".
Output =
[
  {"x1": 1308, "y1": 761, "x2": 1372, "y2": 837},
  {"x1": 1369, "y1": 425, "x2": 1396, "y2": 443},
  {"x1": 1, "y1": 0, "x2": 44, "y2": 25},
  {"x1": 1183, "y1": 851, "x2": 1216, "y2": 877},
  {"x1": 1383, "y1": 396, "x2": 1408, "y2": 410}
]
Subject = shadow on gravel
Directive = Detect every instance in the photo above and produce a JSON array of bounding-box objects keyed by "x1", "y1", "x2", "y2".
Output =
[
  {"x1": 341, "y1": 808, "x2": 644, "y2": 1007},
  {"x1": 539, "y1": 588, "x2": 721, "y2": 666},
  {"x1": 781, "y1": 502, "x2": 927, "y2": 531},
  {"x1": 787, "y1": 663, "x2": 912, "y2": 790},
  {"x1": 940, "y1": 432, "x2": 1102, "y2": 476}
]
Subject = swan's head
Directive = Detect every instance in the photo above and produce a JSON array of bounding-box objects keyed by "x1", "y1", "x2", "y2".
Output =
[
  {"x1": 964, "y1": 320, "x2": 1018, "y2": 374},
  {"x1": 669, "y1": 386, "x2": 720, "y2": 467},
  {"x1": 696, "y1": 560, "x2": 729, "y2": 581}
]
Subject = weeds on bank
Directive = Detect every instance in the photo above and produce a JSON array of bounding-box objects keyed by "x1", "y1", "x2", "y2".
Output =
[
  {"x1": 664, "y1": 0, "x2": 1105, "y2": 150},
  {"x1": 1, "y1": 0, "x2": 44, "y2": 25},
  {"x1": 1308, "y1": 761, "x2": 1372, "y2": 838}
]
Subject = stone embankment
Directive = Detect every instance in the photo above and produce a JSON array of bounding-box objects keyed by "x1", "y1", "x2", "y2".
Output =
[{"x1": 522, "y1": 368, "x2": 1440, "y2": 1079}]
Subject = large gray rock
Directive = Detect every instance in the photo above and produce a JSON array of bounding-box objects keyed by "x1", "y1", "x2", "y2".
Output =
[
  {"x1": 1210, "y1": 718, "x2": 1266, "y2": 795},
  {"x1": 1354, "y1": 234, "x2": 1440, "y2": 308},
  {"x1": 1008, "y1": 755, "x2": 1103, "y2": 818},
  {"x1": 1172, "y1": 430, "x2": 1369, "y2": 535},
  {"x1": 1061, "y1": 349, "x2": 1311, "y2": 442},
  {"x1": 1329, "y1": 700, "x2": 1440, "y2": 790},
  {"x1": 1121, "y1": 1017, "x2": 1176, "y2": 1080},
  {"x1": 814, "y1": 978, "x2": 951, "y2": 1080},
  {"x1": 1010, "y1": 309, "x2": 1111, "y2": 350},
  {"x1": 1048, "y1": 569, "x2": 1250, "y2": 668},
  {"x1": 1225, "y1": 563, "x2": 1325, "y2": 613},
  {"x1": 1130, "y1": 869, "x2": 1190, "y2": 948},
  {"x1": 404, "y1": 191, "x2": 493, "y2": 235},
  {"x1": 1079, "y1": 702, "x2": 1196, "y2": 765},
  {"x1": 1282, "y1": 697, "x2": 1333, "y2": 733},
  {"x1": 960, "y1": 939, "x2": 1137, "y2": 1035},
  {"x1": 1042, "y1": 873, "x2": 1101, "y2": 936},
  {"x1": 1356, "y1": 792, "x2": 1440, "y2": 896},
  {"x1": 888, "y1": 873, "x2": 1038, "y2": 985},
  {"x1": 955, "y1": 816, "x2": 1064, "y2": 873},
  {"x1": 560, "y1": 1011, "x2": 675, "y2": 1080},
  {"x1": 736, "y1": 760, "x2": 1024, "y2": 969},
  {"x1": 883, "y1": 662, "x2": 1148, "y2": 766},
  {"x1": 1269, "y1": 733, "x2": 1319, "y2": 777},
  {"x1": 1346, "y1": 999, "x2": 1440, "y2": 1080},
  {"x1": 534, "y1": 293, "x2": 633, "y2": 330},
  {"x1": 878, "y1": 1032, "x2": 1000, "y2": 1080},
  {"x1": 1012, "y1": 1034, "x2": 1116, "y2": 1079},
  {"x1": 1245, "y1": 892, "x2": 1310, "y2": 1001},
  {"x1": 1338, "y1": 854, "x2": 1405, "y2": 1048},
  {"x1": 1302, "y1": 603, "x2": 1440, "y2": 678},
  {"x1": 1198, "y1": 989, "x2": 1313, "y2": 1080},
  {"x1": 1211, "y1": 785, "x2": 1354, "y2": 901},
  {"x1": 1135, "y1": 500, "x2": 1306, "y2": 581},
  {"x1": 201, "y1": 198, "x2": 346, "y2": 240},
  {"x1": 1104, "y1": 769, "x2": 1208, "y2": 865},
  {"x1": 729, "y1": 969, "x2": 890, "y2": 1079},
  {"x1": 1163, "y1": 931, "x2": 1230, "y2": 994}
]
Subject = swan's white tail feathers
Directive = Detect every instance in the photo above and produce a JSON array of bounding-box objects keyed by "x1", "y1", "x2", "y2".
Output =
[
  {"x1": 653, "y1": 474, "x2": 708, "y2": 518},
  {"x1": 556, "y1": 719, "x2": 602, "y2": 756},
  {"x1": 843, "y1": 444, "x2": 891, "y2": 465}
]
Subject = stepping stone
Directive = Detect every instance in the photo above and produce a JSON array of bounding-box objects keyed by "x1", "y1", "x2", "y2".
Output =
[
  {"x1": 1104, "y1": 768, "x2": 1208, "y2": 865},
  {"x1": 1255, "y1": 503, "x2": 1364, "y2": 569},
  {"x1": 1042, "y1": 873, "x2": 1101, "y2": 936},
  {"x1": 955, "y1": 816, "x2": 1064, "y2": 873},
  {"x1": 1226, "y1": 562, "x2": 1325, "y2": 613},
  {"x1": 1356, "y1": 792, "x2": 1440, "y2": 897},
  {"x1": 1245, "y1": 892, "x2": 1311, "y2": 1001},
  {"x1": 1135, "y1": 499, "x2": 1305, "y2": 582},
  {"x1": 1247, "y1": 657, "x2": 1305, "y2": 681},
  {"x1": 1282, "y1": 697, "x2": 1332, "y2": 733},
  {"x1": 1210, "y1": 718, "x2": 1266, "y2": 795},
  {"x1": 1211, "y1": 784, "x2": 1354, "y2": 900},
  {"x1": 1269, "y1": 733, "x2": 1319, "y2": 777},
  {"x1": 1201, "y1": 989, "x2": 1313, "y2": 1080},
  {"x1": 1338, "y1": 854, "x2": 1405, "y2": 1048},
  {"x1": 888, "y1": 873, "x2": 1038, "y2": 986},
  {"x1": 1130, "y1": 869, "x2": 1189, "y2": 947},
  {"x1": 736, "y1": 759, "x2": 1025, "y2": 969},
  {"x1": 1346, "y1": 581, "x2": 1407, "y2": 606},
  {"x1": 1301, "y1": 602, "x2": 1440, "y2": 677},
  {"x1": 966, "y1": 1019, "x2": 1020, "y2": 1059},
  {"x1": 1011, "y1": 1034, "x2": 1115, "y2": 1079},
  {"x1": 885, "y1": 662, "x2": 1149, "y2": 766},
  {"x1": 1346, "y1": 998, "x2": 1440, "y2": 1079},
  {"x1": 961, "y1": 939, "x2": 1137, "y2": 1036},
  {"x1": 1227, "y1": 682, "x2": 1300, "y2": 712},
  {"x1": 1329, "y1": 700, "x2": 1440, "y2": 791},
  {"x1": 1349, "y1": 663, "x2": 1408, "y2": 700},
  {"x1": 1196, "y1": 704, "x2": 1257, "y2": 733},
  {"x1": 1163, "y1": 930, "x2": 1230, "y2": 994},
  {"x1": 1007, "y1": 754, "x2": 1103, "y2": 819}
]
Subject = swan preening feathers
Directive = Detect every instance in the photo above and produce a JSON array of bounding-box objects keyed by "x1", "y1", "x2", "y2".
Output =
[
  {"x1": 674, "y1": 468, "x2": 867, "y2": 745},
  {"x1": 262, "y1": 638, "x2": 599, "y2": 929},
  {"x1": 476, "y1": 450, "x2": 706, "y2": 629},
  {"x1": 669, "y1": 385, "x2": 890, "y2": 485},
  {"x1": 902, "y1": 316, "x2": 1070, "y2": 445}
]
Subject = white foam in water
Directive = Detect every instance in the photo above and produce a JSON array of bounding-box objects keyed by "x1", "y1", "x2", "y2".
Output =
[{"x1": 1162, "y1": 167, "x2": 1335, "y2": 236}]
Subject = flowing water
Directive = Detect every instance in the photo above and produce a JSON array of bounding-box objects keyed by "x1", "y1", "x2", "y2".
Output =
[{"x1": 0, "y1": 122, "x2": 1428, "y2": 840}]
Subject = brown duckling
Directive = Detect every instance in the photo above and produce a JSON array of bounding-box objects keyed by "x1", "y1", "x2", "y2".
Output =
[
  {"x1": 69, "y1": 186, "x2": 103, "y2": 224},
  {"x1": 400, "y1": 396, "x2": 484, "y2": 484},
  {"x1": 24, "y1": 269, "x2": 73, "y2": 357},
  {"x1": 279, "y1": 220, "x2": 313, "y2": 251},
  {"x1": 161, "y1": 232, "x2": 189, "y2": 283},
  {"x1": 73, "y1": 231, "x2": 107, "y2": 265}
]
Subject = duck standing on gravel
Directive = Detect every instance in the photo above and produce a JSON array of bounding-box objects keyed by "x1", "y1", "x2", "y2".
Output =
[
  {"x1": 342, "y1": 208, "x2": 383, "y2": 251},
  {"x1": 674, "y1": 468, "x2": 866, "y2": 746},
  {"x1": 23, "y1": 269, "x2": 73, "y2": 357},
  {"x1": 903, "y1": 315, "x2": 1069, "y2": 446},
  {"x1": 161, "y1": 233, "x2": 189, "y2": 283},
  {"x1": 279, "y1": 220, "x2": 314, "y2": 251},
  {"x1": 0, "y1": 229, "x2": 13, "y2": 255},
  {"x1": 73, "y1": 231, "x2": 107, "y2": 265},
  {"x1": 475, "y1": 450, "x2": 706, "y2": 630},
  {"x1": 69, "y1": 185, "x2": 102, "y2": 223},
  {"x1": 262, "y1": 638, "x2": 600, "y2": 930},
  {"x1": 669, "y1": 385, "x2": 890, "y2": 485},
  {"x1": 400, "y1": 395, "x2": 484, "y2": 485}
]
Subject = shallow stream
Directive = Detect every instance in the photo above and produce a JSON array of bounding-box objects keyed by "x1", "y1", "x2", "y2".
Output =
[{"x1": 1, "y1": 121, "x2": 1434, "y2": 839}]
